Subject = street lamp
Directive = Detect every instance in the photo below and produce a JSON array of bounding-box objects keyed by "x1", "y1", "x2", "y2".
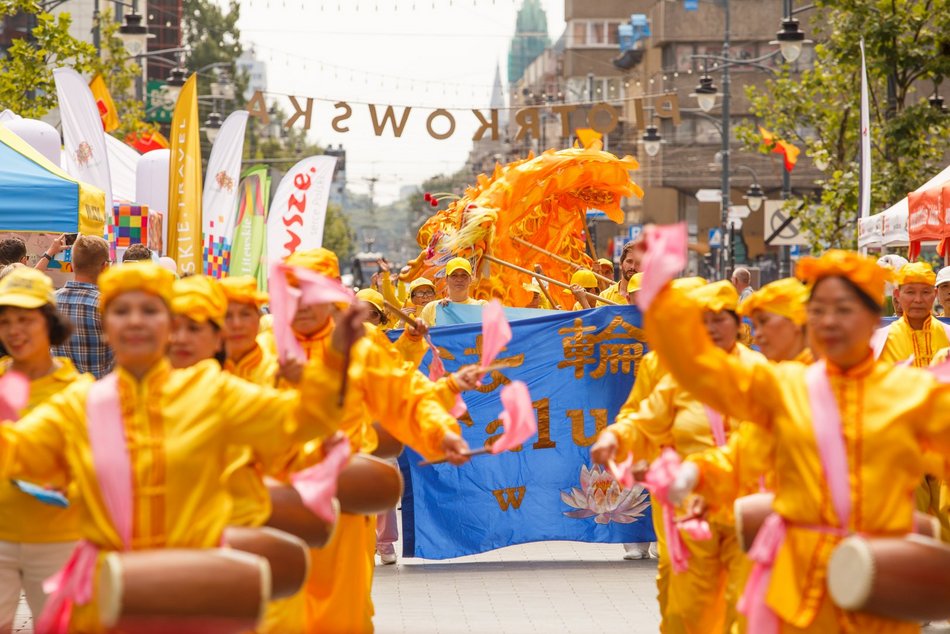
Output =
[
  {"x1": 641, "y1": 125, "x2": 662, "y2": 157},
  {"x1": 690, "y1": 75, "x2": 719, "y2": 113},
  {"x1": 743, "y1": 183, "x2": 765, "y2": 212},
  {"x1": 165, "y1": 66, "x2": 188, "y2": 103},
  {"x1": 771, "y1": 18, "x2": 811, "y2": 63},
  {"x1": 204, "y1": 111, "x2": 223, "y2": 143}
]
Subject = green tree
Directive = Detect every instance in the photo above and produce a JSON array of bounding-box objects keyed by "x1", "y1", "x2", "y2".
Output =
[
  {"x1": 323, "y1": 202, "x2": 355, "y2": 263},
  {"x1": 0, "y1": 0, "x2": 98, "y2": 117},
  {"x1": 94, "y1": 9, "x2": 153, "y2": 138},
  {"x1": 739, "y1": 0, "x2": 950, "y2": 251}
]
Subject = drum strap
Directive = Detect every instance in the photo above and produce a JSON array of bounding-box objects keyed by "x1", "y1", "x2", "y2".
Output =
[
  {"x1": 37, "y1": 372, "x2": 133, "y2": 634},
  {"x1": 702, "y1": 406, "x2": 727, "y2": 448},
  {"x1": 805, "y1": 361, "x2": 851, "y2": 529}
]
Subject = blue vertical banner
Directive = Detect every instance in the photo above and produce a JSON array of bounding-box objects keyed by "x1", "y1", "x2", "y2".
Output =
[{"x1": 395, "y1": 305, "x2": 657, "y2": 560}]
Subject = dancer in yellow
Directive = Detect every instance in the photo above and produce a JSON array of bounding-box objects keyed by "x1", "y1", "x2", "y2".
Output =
[
  {"x1": 592, "y1": 280, "x2": 768, "y2": 634},
  {"x1": 875, "y1": 261, "x2": 949, "y2": 366},
  {"x1": 641, "y1": 248, "x2": 950, "y2": 633},
  {"x1": 266, "y1": 248, "x2": 474, "y2": 633},
  {"x1": 0, "y1": 262, "x2": 349, "y2": 632},
  {"x1": 0, "y1": 268, "x2": 84, "y2": 631}
]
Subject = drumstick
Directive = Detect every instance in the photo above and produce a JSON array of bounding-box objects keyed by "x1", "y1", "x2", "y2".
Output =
[
  {"x1": 383, "y1": 299, "x2": 416, "y2": 325},
  {"x1": 482, "y1": 254, "x2": 619, "y2": 306},
  {"x1": 513, "y1": 237, "x2": 614, "y2": 285},
  {"x1": 417, "y1": 446, "x2": 491, "y2": 467}
]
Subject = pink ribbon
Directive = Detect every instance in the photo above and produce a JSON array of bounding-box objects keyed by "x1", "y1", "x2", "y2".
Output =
[
  {"x1": 423, "y1": 333, "x2": 466, "y2": 417},
  {"x1": 290, "y1": 437, "x2": 352, "y2": 523},
  {"x1": 0, "y1": 370, "x2": 29, "y2": 421},
  {"x1": 608, "y1": 454, "x2": 634, "y2": 490},
  {"x1": 268, "y1": 262, "x2": 356, "y2": 363},
  {"x1": 702, "y1": 405, "x2": 727, "y2": 448},
  {"x1": 490, "y1": 381, "x2": 537, "y2": 454},
  {"x1": 480, "y1": 299, "x2": 512, "y2": 368},
  {"x1": 39, "y1": 373, "x2": 133, "y2": 633},
  {"x1": 806, "y1": 362, "x2": 850, "y2": 529},
  {"x1": 737, "y1": 513, "x2": 786, "y2": 634},
  {"x1": 636, "y1": 222, "x2": 687, "y2": 312},
  {"x1": 642, "y1": 448, "x2": 710, "y2": 574}
]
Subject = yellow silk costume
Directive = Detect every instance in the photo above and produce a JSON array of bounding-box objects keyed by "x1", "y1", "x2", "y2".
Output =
[
  {"x1": 0, "y1": 358, "x2": 83, "y2": 543},
  {"x1": 644, "y1": 283, "x2": 950, "y2": 633},
  {"x1": 878, "y1": 314, "x2": 950, "y2": 367},
  {"x1": 0, "y1": 357, "x2": 344, "y2": 632},
  {"x1": 609, "y1": 344, "x2": 765, "y2": 634},
  {"x1": 260, "y1": 321, "x2": 462, "y2": 634}
]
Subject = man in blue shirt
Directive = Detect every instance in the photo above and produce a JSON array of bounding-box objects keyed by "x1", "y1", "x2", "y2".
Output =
[{"x1": 52, "y1": 235, "x2": 113, "y2": 378}]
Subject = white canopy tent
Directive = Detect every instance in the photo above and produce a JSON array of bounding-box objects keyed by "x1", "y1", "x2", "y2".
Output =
[{"x1": 859, "y1": 163, "x2": 950, "y2": 249}]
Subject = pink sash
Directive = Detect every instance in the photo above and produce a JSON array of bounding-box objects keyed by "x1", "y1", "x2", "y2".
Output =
[
  {"x1": 739, "y1": 361, "x2": 850, "y2": 633},
  {"x1": 702, "y1": 406, "x2": 727, "y2": 448},
  {"x1": 38, "y1": 373, "x2": 133, "y2": 633}
]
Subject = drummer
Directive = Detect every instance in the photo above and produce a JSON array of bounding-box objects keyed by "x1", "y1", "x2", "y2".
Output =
[
  {"x1": 0, "y1": 269, "x2": 84, "y2": 631},
  {"x1": 591, "y1": 280, "x2": 769, "y2": 633},
  {"x1": 263, "y1": 248, "x2": 477, "y2": 633},
  {"x1": 638, "y1": 247, "x2": 950, "y2": 633},
  {"x1": 0, "y1": 262, "x2": 352, "y2": 633}
]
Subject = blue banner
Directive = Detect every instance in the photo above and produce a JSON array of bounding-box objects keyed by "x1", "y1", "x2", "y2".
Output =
[
  {"x1": 435, "y1": 301, "x2": 560, "y2": 325},
  {"x1": 394, "y1": 305, "x2": 657, "y2": 560}
]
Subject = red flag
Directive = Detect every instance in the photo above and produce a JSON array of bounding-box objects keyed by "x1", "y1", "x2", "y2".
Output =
[{"x1": 759, "y1": 127, "x2": 800, "y2": 172}]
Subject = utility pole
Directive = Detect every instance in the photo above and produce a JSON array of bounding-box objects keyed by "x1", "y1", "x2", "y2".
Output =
[{"x1": 363, "y1": 175, "x2": 379, "y2": 252}]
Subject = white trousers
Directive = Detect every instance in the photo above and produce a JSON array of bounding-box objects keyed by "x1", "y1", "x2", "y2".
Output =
[{"x1": 0, "y1": 540, "x2": 77, "y2": 633}]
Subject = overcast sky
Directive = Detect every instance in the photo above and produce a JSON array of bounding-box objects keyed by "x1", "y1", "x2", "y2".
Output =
[{"x1": 234, "y1": 0, "x2": 565, "y2": 203}]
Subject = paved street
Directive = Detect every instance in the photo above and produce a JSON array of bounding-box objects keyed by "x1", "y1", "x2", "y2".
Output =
[{"x1": 374, "y1": 540, "x2": 660, "y2": 634}]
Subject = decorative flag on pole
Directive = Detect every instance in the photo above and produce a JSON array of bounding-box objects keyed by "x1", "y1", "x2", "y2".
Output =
[
  {"x1": 166, "y1": 74, "x2": 203, "y2": 276},
  {"x1": 88, "y1": 74, "x2": 119, "y2": 133},
  {"x1": 480, "y1": 299, "x2": 512, "y2": 368},
  {"x1": 266, "y1": 155, "x2": 337, "y2": 262},
  {"x1": 859, "y1": 38, "x2": 872, "y2": 220},
  {"x1": 201, "y1": 111, "x2": 249, "y2": 277},
  {"x1": 758, "y1": 127, "x2": 800, "y2": 172},
  {"x1": 489, "y1": 381, "x2": 538, "y2": 454},
  {"x1": 230, "y1": 166, "x2": 271, "y2": 289},
  {"x1": 54, "y1": 67, "x2": 114, "y2": 227}
]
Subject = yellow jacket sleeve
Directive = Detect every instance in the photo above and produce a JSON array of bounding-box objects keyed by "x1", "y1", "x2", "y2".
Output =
[
  {"x1": 219, "y1": 352, "x2": 344, "y2": 451},
  {"x1": 687, "y1": 421, "x2": 774, "y2": 515},
  {"x1": 608, "y1": 375, "x2": 677, "y2": 460},
  {"x1": 393, "y1": 328, "x2": 429, "y2": 366},
  {"x1": 645, "y1": 285, "x2": 782, "y2": 427},
  {"x1": 357, "y1": 340, "x2": 460, "y2": 460},
  {"x1": 0, "y1": 388, "x2": 77, "y2": 483},
  {"x1": 380, "y1": 274, "x2": 400, "y2": 310}
]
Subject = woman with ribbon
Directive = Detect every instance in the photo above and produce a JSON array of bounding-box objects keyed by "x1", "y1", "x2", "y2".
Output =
[
  {"x1": 0, "y1": 268, "x2": 84, "y2": 631},
  {"x1": 591, "y1": 279, "x2": 769, "y2": 633},
  {"x1": 0, "y1": 262, "x2": 353, "y2": 633},
  {"x1": 640, "y1": 247, "x2": 950, "y2": 633}
]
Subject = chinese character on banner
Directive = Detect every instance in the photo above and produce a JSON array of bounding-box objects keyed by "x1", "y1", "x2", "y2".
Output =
[{"x1": 557, "y1": 315, "x2": 647, "y2": 379}]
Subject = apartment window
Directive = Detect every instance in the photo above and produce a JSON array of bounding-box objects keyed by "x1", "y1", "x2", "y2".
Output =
[
  {"x1": 568, "y1": 20, "x2": 623, "y2": 48},
  {"x1": 564, "y1": 76, "x2": 626, "y2": 104}
]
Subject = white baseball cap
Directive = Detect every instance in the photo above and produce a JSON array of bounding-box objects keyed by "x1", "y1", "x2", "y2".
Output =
[{"x1": 936, "y1": 266, "x2": 950, "y2": 288}]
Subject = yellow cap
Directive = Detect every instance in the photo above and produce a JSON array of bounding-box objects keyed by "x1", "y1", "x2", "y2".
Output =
[
  {"x1": 355, "y1": 288, "x2": 385, "y2": 313},
  {"x1": 688, "y1": 279, "x2": 739, "y2": 313},
  {"x1": 564, "y1": 269, "x2": 598, "y2": 292},
  {"x1": 220, "y1": 276, "x2": 268, "y2": 307},
  {"x1": 796, "y1": 249, "x2": 892, "y2": 307},
  {"x1": 670, "y1": 276, "x2": 708, "y2": 293},
  {"x1": 171, "y1": 275, "x2": 227, "y2": 328},
  {"x1": 738, "y1": 277, "x2": 808, "y2": 326},
  {"x1": 897, "y1": 261, "x2": 936, "y2": 287},
  {"x1": 522, "y1": 281, "x2": 542, "y2": 294},
  {"x1": 626, "y1": 272, "x2": 644, "y2": 293},
  {"x1": 0, "y1": 267, "x2": 56, "y2": 309},
  {"x1": 409, "y1": 277, "x2": 436, "y2": 293},
  {"x1": 285, "y1": 248, "x2": 340, "y2": 278},
  {"x1": 596, "y1": 258, "x2": 614, "y2": 269},
  {"x1": 445, "y1": 257, "x2": 473, "y2": 276},
  {"x1": 99, "y1": 262, "x2": 176, "y2": 312}
]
